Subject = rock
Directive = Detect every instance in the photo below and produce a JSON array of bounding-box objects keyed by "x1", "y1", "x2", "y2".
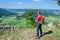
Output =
[{"x1": 47, "y1": 22, "x2": 54, "y2": 28}]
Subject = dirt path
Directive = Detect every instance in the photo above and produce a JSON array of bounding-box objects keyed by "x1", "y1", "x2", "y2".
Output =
[
  {"x1": 4, "y1": 28, "x2": 36, "y2": 40},
  {"x1": 19, "y1": 29, "x2": 36, "y2": 40}
]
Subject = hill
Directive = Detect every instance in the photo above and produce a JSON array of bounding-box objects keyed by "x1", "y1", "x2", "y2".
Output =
[
  {"x1": 18, "y1": 9, "x2": 60, "y2": 17},
  {"x1": 0, "y1": 8, "x2": 17, "y2": 17},
  {"x1": 0, "y1": 8, "x2": 60, "y2": 18}
]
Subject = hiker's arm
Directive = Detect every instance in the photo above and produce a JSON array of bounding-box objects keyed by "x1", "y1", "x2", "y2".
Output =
[{"x1": 35, "y1": 16, "x2": 38, "y2": 22}]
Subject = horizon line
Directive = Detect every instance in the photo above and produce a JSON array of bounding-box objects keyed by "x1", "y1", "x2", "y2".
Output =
[{"x1": 0, "y1": 8, "x2": 60, "y2": 10}]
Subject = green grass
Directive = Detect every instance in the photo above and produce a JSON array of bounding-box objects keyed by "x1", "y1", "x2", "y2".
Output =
[{"x1": 0, "y1": 16, "x2": 60, "y2": 40}]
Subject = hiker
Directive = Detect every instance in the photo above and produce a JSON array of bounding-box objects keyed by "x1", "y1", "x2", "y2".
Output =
[{"x1": 35, "y1": 11, "x2": 45, "y2": 39}]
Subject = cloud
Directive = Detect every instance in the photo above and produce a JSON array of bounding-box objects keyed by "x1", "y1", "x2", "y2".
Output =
[
  {"x1": 17, "y1": 2, "x2": 23, "y2": 4},
  {"x1": 33, "y1": 0, "x2": 43, "y2": 2}
]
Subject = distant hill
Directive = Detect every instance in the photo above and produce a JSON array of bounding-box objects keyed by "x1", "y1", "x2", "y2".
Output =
[
  {"x1": 7, "y1": 9, "x2": 60, "y2": 17},
  {"x1": 8, "y1": 9, "x2": 60, "y2": 13},
  {"x1": 17, "y1": 9, "x2": 60, "y2": 17},
  {"x1": 0, "y1": 8, "x2": 17, "y2": 17},
  {"x1": 0, "y1": 8, "x2": 60, "y2": 18}
]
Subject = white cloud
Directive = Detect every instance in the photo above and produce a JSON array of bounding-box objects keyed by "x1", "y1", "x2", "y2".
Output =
[
  {"x1": 17, "y1": 2, "x2": 23, "y2": 4},
  {"x1": 33, "y1": 0, "x2": 43, "y2": 2}
]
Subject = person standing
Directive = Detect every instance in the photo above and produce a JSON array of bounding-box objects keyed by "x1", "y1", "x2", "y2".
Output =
[{"x1": 35, "y1": 11, "x2": 45, "y2": 39}]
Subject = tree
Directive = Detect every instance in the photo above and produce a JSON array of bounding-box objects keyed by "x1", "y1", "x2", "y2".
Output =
[
  {"x1": 26, "y1": 9, "x2": 35, "y2": 26},
  {"x1": 26, "y1": 9, "x2": 34, "y2": 20},
  {"x1": 53, "y1": 0, "x2": 60, "y2": 5},
  {"x1": 57, "y1": 0, "x2": 60, "y2": 5}
]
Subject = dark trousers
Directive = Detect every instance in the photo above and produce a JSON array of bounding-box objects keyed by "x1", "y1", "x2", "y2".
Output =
[{"x1": 36, "y1": 23, "x2": 42, "y2": 37}]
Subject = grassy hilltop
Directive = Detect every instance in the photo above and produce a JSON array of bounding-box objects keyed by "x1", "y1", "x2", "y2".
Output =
[{"x1": 0, "y1": 9, "x2": 60, "y2": 40}]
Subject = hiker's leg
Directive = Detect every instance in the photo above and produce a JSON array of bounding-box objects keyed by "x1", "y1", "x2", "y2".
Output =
[
  {"x1": 39, "y1": 24, "x2": 42, "y2": 36},
  {"x1": 36, "y1": 23, "x2": 40, "y2": 37}
]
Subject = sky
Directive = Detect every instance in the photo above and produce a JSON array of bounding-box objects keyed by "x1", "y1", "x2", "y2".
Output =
[{"x1": 0, "y1": 0, "x2": 60, "y2": 10}]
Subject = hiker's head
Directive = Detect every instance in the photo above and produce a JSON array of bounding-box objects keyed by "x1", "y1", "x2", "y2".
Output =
[{"x1": 37, "y1": 11, "x2": 41, "y2": 15}]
